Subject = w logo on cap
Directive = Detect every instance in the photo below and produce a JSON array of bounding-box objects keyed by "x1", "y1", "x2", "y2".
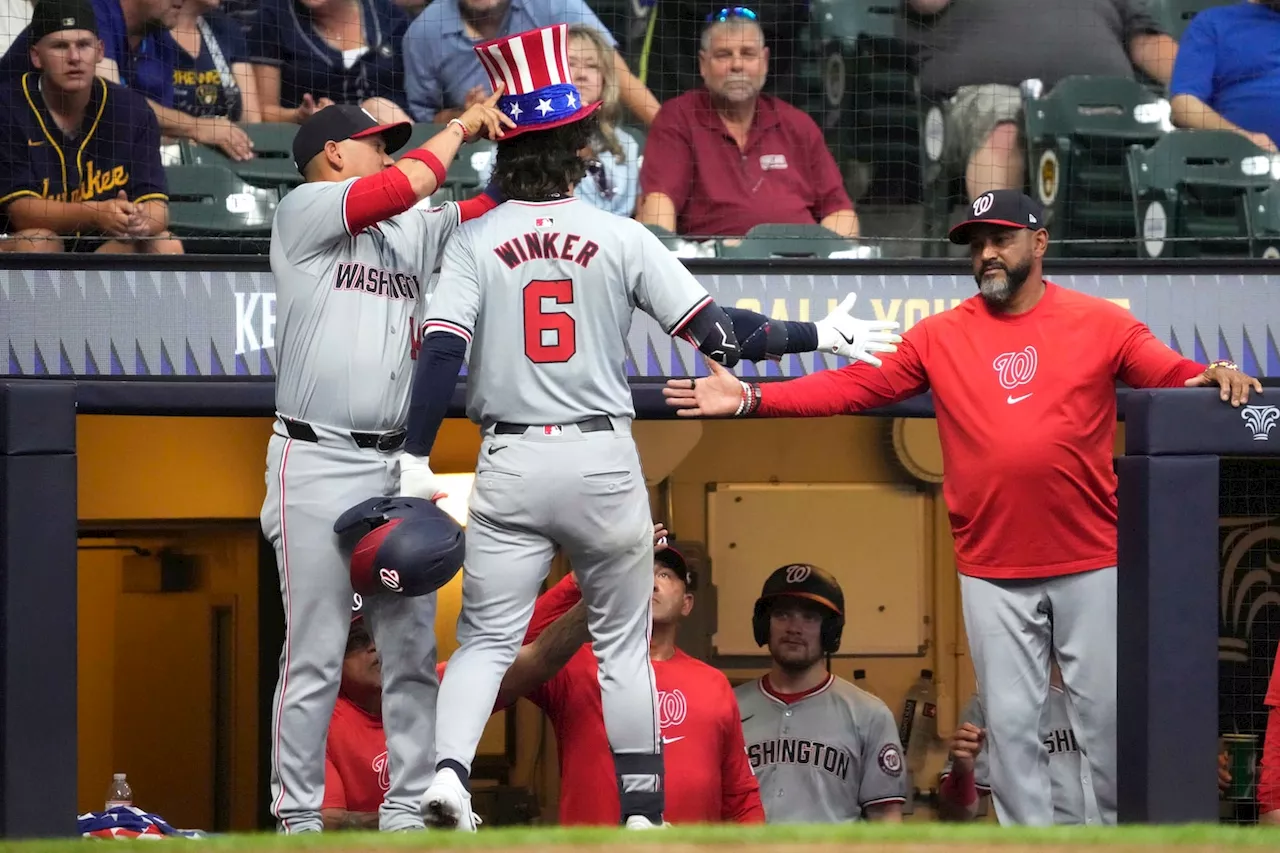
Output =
[{"x1": 972, "y1": 193, "x2": 995, "y2": 217}]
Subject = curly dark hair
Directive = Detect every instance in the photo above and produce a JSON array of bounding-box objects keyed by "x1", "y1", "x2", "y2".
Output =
[{"x1": 493, "y1": 114, "x2": 598, "y2": 202}]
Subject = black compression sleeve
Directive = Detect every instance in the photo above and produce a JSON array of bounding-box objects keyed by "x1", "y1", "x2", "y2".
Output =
[{"x1": 404, "y1": 331, "x2": 467, "y2": 456}]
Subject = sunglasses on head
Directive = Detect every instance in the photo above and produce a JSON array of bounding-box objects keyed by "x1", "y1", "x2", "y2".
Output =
[{"x1": 706, "y1": 6, "x2": 757, "y2": 22}]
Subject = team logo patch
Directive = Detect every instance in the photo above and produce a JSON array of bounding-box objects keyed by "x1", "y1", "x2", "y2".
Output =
[
  {"x1": 992, "y1": 345, "x2": 1038, "y2": 391},
  {"x1": 379, "y1": 567, "x2": 403, "y2": 592},
  {"x1": 878, "y1": 743, "x2": 903, "y2": 777},
  {"x1": 373, "y1": 751, "x2": 391, "y2": 792},
  {"x1": 972, "y1": 192, "x2": 994, "y2": 217},
  {"x1": 785, "y1": 564, "x2": 812, "y2": 584},
  {"x1": 658, "y1": 689, "x2": 688, "y2": 728}
]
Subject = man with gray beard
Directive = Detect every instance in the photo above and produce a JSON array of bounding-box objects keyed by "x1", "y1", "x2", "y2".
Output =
[{"x1": 665, "y1": 188, "x2": 1262, "y2": 826}]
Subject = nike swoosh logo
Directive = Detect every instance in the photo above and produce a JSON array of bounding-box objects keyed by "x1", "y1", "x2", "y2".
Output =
[
  {"x1": 740, "y1": 715, "x2": 755, "y2": 723},
  {"x1": 1007, "y1": 393, "x2": 1033, "y2": 404},
  {"x1": 662, "y1": 736, "x2": 685, "y2": 745},
  {"x1": 486, "y1": 445, "x2": 506, "y2": 455}
]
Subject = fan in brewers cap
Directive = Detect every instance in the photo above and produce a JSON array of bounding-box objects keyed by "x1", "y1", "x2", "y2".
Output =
[{"x1": 474, "y1": 23, "x2": 602, "y2": 140}]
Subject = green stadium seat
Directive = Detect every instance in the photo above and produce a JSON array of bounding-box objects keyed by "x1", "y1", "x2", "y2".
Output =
[
  {"x1": 1126, "y1": 130, "x2": 1277, "y2": 259},
  {"x1": 1148, "y1": 0, "x2": 1237, "y2": 40},
  {"x1": 1022, "y1": 75, "x2": 1169, "y2": 258},
  {"x1": 716, "y1": 223, "x2": 873, "y2": 259},
  {"x1": 165, "y1": 164, "x2": 277, "y2": 254},
  {"x1": 812, "y1": 0, "x2": 922, "y2": 209},
  {"x1": 182, "y1": 122, "x2": 304, "y2": 199}
]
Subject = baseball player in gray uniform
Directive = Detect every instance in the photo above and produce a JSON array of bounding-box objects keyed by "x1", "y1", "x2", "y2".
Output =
[
  {"x1": 736, "y1": 565, "x2": 907, "y2": 823},
  {"x1": 394, "y1": 24, "x2": 901, "y2": 832},
  {"x1": 938, "y1": 660, "x2": 1101, "y2": 825},
  {"x1": 259, "y1": 97, "x2": 513, "y2": 834}
]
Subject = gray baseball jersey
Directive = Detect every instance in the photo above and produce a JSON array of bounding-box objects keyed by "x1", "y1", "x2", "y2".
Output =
[
  {"x1": 940, "y1": 687, "x2": 1101, "y2": 825},
  {"x1": 262, "y1": 178, "x2": 465, "y2": 832},
  {"x1": 736, "y1": 675, "x2": 908, "y2": 823},
  {"x1": 270, "y1": 179, "x2": 462, "y2": 431},
  {"x1": 422, "y1": 197, "x2": 710, "y2": 426}
]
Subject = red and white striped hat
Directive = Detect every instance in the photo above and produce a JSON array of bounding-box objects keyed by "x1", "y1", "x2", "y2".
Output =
[{"x1": 474, "y1": 23, "x2": 602, "y2": 140}]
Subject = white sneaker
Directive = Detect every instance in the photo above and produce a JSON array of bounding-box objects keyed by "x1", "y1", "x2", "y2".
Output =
[
  {"x1": 420, "y1": 767, "x2": 480, "y2": 831},
  {"x1": 624, "y1": 815, "x2": 668, "y2": 830}
]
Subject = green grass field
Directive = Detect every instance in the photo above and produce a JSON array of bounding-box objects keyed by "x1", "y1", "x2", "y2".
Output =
[{"x1": 6, "y1": 822, "x2": 1280, "y2": 852}]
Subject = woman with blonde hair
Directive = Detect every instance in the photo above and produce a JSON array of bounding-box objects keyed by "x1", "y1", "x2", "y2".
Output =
[
  {"x1": 566, "y1": 24, "x2": 641, "y2": 216},
  {"x1": 476, "y1": 24, "x2": 641, "y2": 216}
]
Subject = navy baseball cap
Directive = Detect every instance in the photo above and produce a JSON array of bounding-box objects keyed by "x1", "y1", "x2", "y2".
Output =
[
  {"x1": 948, "y1": 189, "x2": 1047, "y2": 244},
  {"x1": 293, "y1": 104, "x2": 412, "y2": 175},
  {"x1": 656, "y1": 545, "x2": 697, "y2": 591}
]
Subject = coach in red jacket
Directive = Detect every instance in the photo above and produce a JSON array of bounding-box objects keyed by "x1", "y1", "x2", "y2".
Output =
[{"x1": 664, "y1": 189, "x2": 1261, "y2": 828}]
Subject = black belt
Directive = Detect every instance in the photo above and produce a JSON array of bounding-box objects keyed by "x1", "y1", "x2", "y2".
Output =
[
  {"x1": 494, "y1": 415, "x2": 614, "y2": 435},
  {"x1": 280, "y1": 417, "x2": 406, "y2": 452}
]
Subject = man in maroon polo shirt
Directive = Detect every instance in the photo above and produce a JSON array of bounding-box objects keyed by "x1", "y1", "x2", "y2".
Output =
[{"x1": 636, "y1": 7, "x2": 857, "y2": 239}]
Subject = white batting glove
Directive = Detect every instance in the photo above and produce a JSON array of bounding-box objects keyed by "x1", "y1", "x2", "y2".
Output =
[
  {"x1": 398, "y1": 453, "x2": 448, "y2": 502},
  {"x1": 813, "y1": 293, "x2": 903, "y2": 368}
]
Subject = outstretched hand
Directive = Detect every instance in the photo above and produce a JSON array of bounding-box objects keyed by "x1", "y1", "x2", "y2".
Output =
[
  {"x1": 663, "y1": 358, "x2": 747, "y2": 417},
  {"x1": 813, "y1": 293, "x2": 902, "y2": 368}
]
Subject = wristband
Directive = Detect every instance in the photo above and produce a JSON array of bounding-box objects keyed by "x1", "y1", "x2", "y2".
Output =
[
  {"x1": 400, "y1": 149, "x2": 447, "y2": 190},
  {"x1": 940, "y1": 768, "x2": 978, "y2": 808},
  {"x1": 447, "y1": 117, "x2": 469, "y2": 141},
  {"x1": 734, "y1": 381, "x2": 762, "y2": 417}
]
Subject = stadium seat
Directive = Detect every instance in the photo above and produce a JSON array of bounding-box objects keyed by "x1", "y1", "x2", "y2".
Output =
[
  {"x1": 1022, "y1": 75, "x2": 1170, "y2": 258},
  {"x1": 1148, "y1": 0, "x2": 1237, "y2": 40},
  {"x1": 1126, "y1": 130, "x2": 1277, "y2": 259},
  {"x1": 183, "y1": 122, "x2": 304, "y2": 199},
  {"x1": 716, "y1": 223, "x2": 873, "y2": 259},
  {"x1": 165, "y1": 164, "x2": 277, "y2": 254},
  {"x1": 813, "y1": 0, "x2": 922, "y2": 209}
]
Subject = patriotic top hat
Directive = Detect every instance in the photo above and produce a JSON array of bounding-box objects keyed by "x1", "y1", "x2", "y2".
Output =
[{"x1": 474, "y1": 23, "x2": 602, "y2": 141}]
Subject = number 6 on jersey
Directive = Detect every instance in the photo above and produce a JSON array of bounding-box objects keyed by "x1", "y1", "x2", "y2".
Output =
[{"x1": 524, "y1": 278, "x2": 577, "y2": 363}]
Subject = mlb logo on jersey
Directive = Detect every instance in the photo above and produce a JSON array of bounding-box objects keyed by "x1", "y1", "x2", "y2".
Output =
[
  {"x1": 543, "y1": 425, "x2": 562, "y2": 435},
  {"x1": 535, "y1": 217, "x2": 555, "y2": 227}
]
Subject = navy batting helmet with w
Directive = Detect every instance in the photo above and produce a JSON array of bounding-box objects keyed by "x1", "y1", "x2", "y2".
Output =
[
  {"x1": 752, "y1": 563, "x2": 846, "y2": 654},
  {"x1": 334, "y1": 496, "x2": 465, "y2": 597}
]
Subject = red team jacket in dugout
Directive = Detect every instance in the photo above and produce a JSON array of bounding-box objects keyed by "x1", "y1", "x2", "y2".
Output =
[
  {"x1": 522, "y1": 575, "x2": 764, "y2": 825},
  {"x1": 759, "y1": 283, "x2": 1205, "y2": 579}
]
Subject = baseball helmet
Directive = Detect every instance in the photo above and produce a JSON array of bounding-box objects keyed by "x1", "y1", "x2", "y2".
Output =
[
  {"x1": 751, "y1": 564, "x2": 845, "y2": 654},
  {"x1": 334, "y1": 496, "x2": 465, "y2": 598}
]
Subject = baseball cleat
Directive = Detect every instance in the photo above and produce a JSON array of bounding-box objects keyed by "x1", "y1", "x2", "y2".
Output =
[
  {"x1": 420, "y1": 767, "x2": 479, "y2": 831},
  {"x1": 624, "y1": 815, "x2": 668, "y2": 830}
]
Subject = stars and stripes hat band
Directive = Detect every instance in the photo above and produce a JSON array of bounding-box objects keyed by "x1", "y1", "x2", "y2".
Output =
[{"x1": 474, "y1": 23, "x2": 602, "y2": 140}]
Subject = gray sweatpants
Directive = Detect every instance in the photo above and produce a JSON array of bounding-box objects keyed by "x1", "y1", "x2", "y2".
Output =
[
  {"x1": 959, "y1": 566, "x2": 1117, "y2": 827},
  {"x1": 260, "y1": 424, "x2": 439, "y2": 833},
  {"x1": 434, "y1": 419, "x2": 662, "y2": 814}
]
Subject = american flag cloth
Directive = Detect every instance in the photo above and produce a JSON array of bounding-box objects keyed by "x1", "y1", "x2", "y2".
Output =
[
  {"x1": 78, "y1": 806, "x2": 207, "y2": 839},
  {"x1": 473, "y1": 24, "x2": 601, "y2": 140}
]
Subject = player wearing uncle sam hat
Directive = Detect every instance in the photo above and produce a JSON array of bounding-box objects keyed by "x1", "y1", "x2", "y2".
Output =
[{"x1": 406, "y1": 21, "x2": 900, "y2": 833}]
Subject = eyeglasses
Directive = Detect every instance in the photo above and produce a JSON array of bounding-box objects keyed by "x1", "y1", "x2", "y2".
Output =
[{"x1": 706, "y1": 6, "x2": 757, "y2": 22}]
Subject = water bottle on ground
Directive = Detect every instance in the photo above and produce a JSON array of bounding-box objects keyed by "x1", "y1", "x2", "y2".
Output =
[
  {"x1": 899, "y1": 669, "x2": 939, "y2": 777},
  {"x1": 105, "y1": 773, "x2": 133, "y2": 810}
]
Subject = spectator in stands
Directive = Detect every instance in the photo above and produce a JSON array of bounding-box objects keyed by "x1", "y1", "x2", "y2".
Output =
[
  {"x1": 905, "y1": 0, "x2": 1179, "y2": 202},
  {"x1": 1168, "y1": 0, "x2": 1280, "y2": 153},
  {"x1": 170, "y1": 0, "x2": 261, "y2": 123},
  {"x1": 0, "y1": 0, "x2": 182, "y2": 254},
  {"x1": 0, "y1": 0, "x2": 33, "y2": 57},
  {"x1": 324, "y1": 594, "x2": 588, "y2": 830},
  {"x1": 636, "y1": 7, "x2": 857, "y2": 239},
  {"x1": 249, "y1": 0, "x2": 413, "y2": 126},
  {"x1": 1, "y1": 0, "x2": 255, "y2": 160},
  {"x1": 401, "y1": 0, "x2": 659, "y2": 127},
  {"x1": 475, "y1": 23, "x2": 641, "y2": 216}
]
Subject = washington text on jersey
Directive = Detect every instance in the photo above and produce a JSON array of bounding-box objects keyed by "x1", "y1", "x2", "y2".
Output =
[
  {"x1": 748, "y1": 738, "x2": 853, "y2": 780},
  {"x1": 333, "y1": 262, "x2": 423, "y2": 301}
]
